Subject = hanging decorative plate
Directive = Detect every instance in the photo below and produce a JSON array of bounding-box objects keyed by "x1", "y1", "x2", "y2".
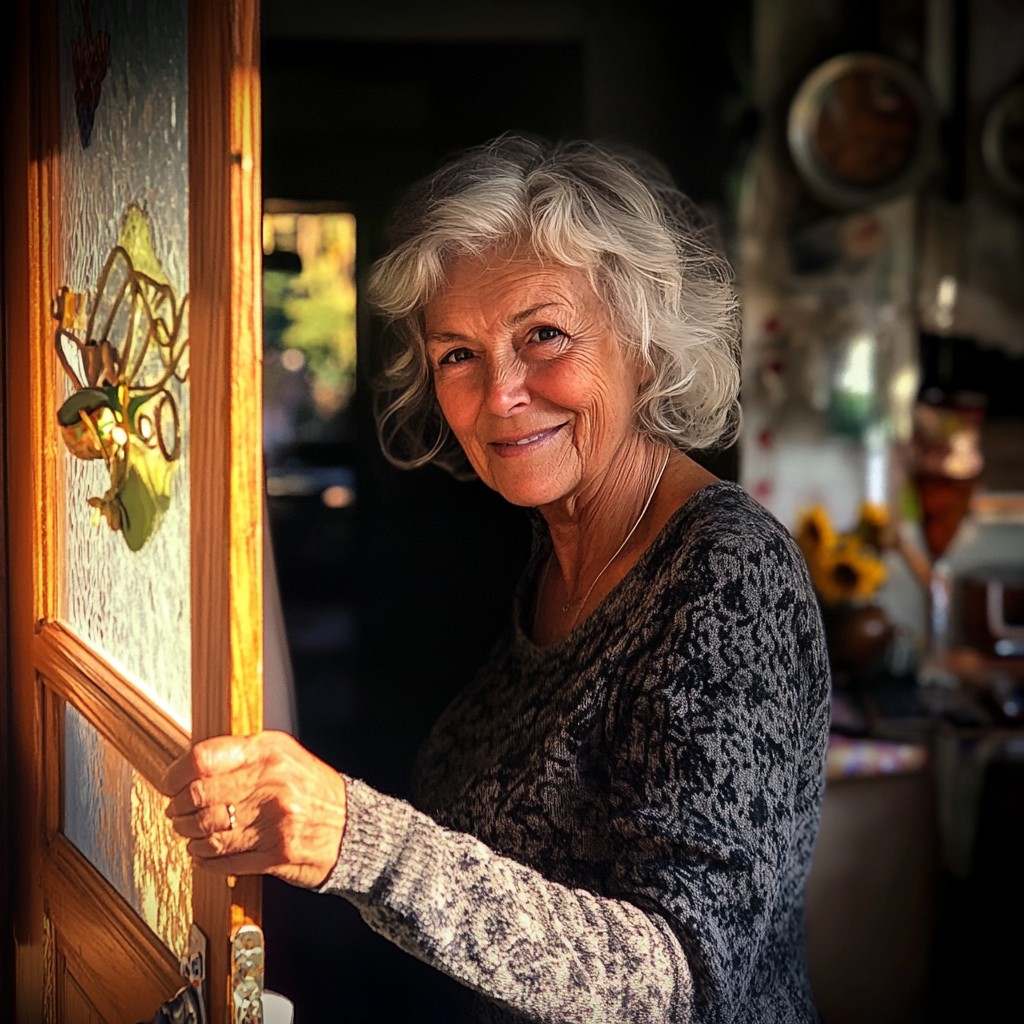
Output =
[
  {"x1": 54, "y1": 204, "x2": 189, "y2": 551},
  {"x1": 982, "y1": 81, "x2": 1024, "y2": 204},
  {"x1": 787, "y1": 53, "x2": 937, "y2": 208}
]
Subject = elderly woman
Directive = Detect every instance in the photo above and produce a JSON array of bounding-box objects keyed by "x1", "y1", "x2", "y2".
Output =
[{"x1": 164, "y1": 137, "x2": 830, "y2": 1023}]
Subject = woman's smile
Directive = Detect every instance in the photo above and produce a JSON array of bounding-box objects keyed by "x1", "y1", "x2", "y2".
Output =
[{"x1": 487, "y1": 422, "x2": 567, "y2": 456}]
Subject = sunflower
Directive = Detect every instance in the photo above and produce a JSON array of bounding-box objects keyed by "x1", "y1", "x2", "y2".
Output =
[
  {"x1": 855, "y1": 501, "x2": 889, "y2": 550},
  {"x1": 858, "y1": 502, "x2": 887, "y2": 528},
  {"x1": 813, "y1": 537, "x2": 887, "y2": 605},
  {"x1": 795, "y1": 506, "x2": 836, "y2": 564}
]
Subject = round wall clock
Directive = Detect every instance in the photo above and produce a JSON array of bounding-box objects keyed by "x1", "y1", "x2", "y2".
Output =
[
  {"x1": 982, "y1": 82, "x2": 1024, "y2": 204},
  {"x1": 788, "y1": 53, "x2": 937, "y2": 208}
]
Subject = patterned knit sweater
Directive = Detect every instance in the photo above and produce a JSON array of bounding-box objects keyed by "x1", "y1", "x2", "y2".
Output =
[{"x1": 320, "y1": 482, "x2": 831, "y2": 1023}]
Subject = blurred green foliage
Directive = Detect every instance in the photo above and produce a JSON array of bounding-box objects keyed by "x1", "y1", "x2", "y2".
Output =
[{"x1": 264, "y1": 213, "x2": 357, "y2": 419}]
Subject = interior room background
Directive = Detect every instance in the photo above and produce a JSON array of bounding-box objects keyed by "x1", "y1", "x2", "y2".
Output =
[{"x1": 253, "y1": 0, "x2": 1024, "y2": 1021}]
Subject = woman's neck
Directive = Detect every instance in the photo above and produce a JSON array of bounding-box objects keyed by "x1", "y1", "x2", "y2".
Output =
[
  {"x1": 539, "y1": 435, "x2": 666, "y2": 594},
  {"x1": 532, "y1": 440, "x2": 718, "y2": 646}
]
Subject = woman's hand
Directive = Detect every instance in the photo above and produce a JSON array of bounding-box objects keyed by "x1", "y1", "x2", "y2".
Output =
[{"x1": 160, "y1": 731, "x2": 347, "y2": 889}]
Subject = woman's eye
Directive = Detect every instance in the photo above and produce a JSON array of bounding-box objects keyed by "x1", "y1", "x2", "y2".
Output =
[
  {"x1": 532, "y1": 326, "x2": 565, "y2": 344},
  {"x1": 438, "y1": 347, "x2": 474, "y2": 366}
]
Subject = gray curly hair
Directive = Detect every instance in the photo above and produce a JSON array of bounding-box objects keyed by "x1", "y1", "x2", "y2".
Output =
[{"x1": 368, "y1": 136, "x2": 741, "y2": 475}]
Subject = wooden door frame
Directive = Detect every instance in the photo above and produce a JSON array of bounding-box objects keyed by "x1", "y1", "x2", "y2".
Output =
[
  {"x1": 5, "y1": 2, "x2": 61, "y2": 1017},
  {"x1": 1, "y1": 9, "x2": 17, "y2": 1022},
  {"x1": 189, "y1": 0, "x2": 264, "y2": 1012},
  {"x1": 3, "y1": 1, "x2": 263, "y2": 1020}
]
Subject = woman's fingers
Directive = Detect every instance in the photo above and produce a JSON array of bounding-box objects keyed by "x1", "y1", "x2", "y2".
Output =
[
  {"x1": 188, "y1": 848, "x2": 282, "y2": 878},
  {"x1": 170, "y1": 799, "x2": 243, "y2": 839},
  {"x1": 160, "y1": 734, "x2": 257, "y2": 798},
  {"x1": 186, "y1": 823, "x2": 259, "y2": 860},
  {"x1": 185, "y1": 810, "x2": 334, "y2": 888},
  {"x1": 164, "y1": 764, "x2": 253, "y2": 819}
]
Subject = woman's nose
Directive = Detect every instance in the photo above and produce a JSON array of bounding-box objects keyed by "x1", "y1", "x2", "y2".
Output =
[{"x1": 483, "y1": 357, "x2": 530, "y2": 416}]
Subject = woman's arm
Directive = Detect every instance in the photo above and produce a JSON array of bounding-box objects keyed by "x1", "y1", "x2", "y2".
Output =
[
  {"x1": 161, "y1": 733, "x2": 689, "y2": 1022},
  {"x1": 162, "y1": 732, "x2": 688, "y2": 1022},
  {"x1": 324, "y1": 776, "x2": 689, "y2": 1024}
]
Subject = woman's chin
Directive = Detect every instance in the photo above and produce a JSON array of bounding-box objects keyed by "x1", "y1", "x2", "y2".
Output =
[{"x1": 488, "y1": 467, "x2": 572, "y2": 509}]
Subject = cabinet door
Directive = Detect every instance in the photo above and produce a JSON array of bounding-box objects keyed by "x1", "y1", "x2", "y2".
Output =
[{"x1": 5, "y1": 1, "x2": 263, "y2": 1021}]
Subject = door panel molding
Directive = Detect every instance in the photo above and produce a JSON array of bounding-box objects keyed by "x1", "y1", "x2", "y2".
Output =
[
  {"x1": 44, "y1": 836, "x2": 182, "y2": 1024},
  {"x1": 41, "y1": 681, "x2": 63, "y2": 844},
  {"x1": 36, "y1": 622, "x2": 190, "y2": 789},
  {"x1": 61, "y1": 966, "x2": 106, "y2": 1024}
]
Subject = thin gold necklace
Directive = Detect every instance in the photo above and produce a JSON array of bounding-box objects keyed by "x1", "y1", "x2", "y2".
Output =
[{"x1": 541, "y1": 449, "x2": 671, "y2": 630}]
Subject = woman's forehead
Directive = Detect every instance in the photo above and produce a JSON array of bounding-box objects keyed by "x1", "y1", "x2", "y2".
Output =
[{"x1": 431, "y1": 252, "x2": 598, "y2": 313}]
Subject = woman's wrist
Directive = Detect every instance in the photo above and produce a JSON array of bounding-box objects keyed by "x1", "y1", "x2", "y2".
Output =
[{"x1": 317, "y1": 776, "x2": 416, "y2": 896}]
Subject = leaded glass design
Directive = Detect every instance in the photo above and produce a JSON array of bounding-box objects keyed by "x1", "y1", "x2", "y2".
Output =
[{"x1": 57, "y1": 0, "x2": 191, "y2": 725}]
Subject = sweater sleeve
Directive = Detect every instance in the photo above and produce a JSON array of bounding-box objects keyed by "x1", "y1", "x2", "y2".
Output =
[
  {"x1": 319, "y1": 525, "x2": 827, "y2": 1024},
  {"x1": 320, "y1": 775, "x2": 690, "y2": 1023}
]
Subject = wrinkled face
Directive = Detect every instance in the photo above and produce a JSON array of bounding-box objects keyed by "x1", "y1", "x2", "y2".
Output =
[{"x1": 423, "y1": 253, "x2": 644, "y2": 508}]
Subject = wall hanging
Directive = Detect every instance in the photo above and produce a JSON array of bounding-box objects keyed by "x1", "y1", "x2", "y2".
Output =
[
  {"x1": 788, "y1": 53, "x2": 937, "y2": 209},
  {"x1": 982, "y1": 81, "x2": 1024, "y2": 205}
]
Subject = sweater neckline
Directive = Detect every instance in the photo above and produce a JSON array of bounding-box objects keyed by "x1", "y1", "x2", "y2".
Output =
[{"x1": 513, "y1": 479, "x2": 741, "y2": 656}]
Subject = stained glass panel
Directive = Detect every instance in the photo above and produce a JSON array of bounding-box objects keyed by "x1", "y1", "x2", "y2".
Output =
[
  {"x1": 57, "y1": 0, "x2": 192, "y2": 726},
  {"x1": 64, "y1": 704, "x2": 193, "y2": 957}
]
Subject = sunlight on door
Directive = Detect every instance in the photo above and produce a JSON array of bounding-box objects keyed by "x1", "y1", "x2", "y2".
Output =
[{"x1": 63, "y1": 705, "x2": 193, "y2": 958}]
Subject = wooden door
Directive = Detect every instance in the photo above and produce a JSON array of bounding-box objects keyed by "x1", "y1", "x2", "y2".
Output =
[{"x1": 3, "y1": 1, "x2": 264, "y2": 1021}]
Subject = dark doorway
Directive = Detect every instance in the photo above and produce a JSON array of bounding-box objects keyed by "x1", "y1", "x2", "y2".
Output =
[{"x1": 261, "y1": 38, "x2": 583, "y2": 1023}]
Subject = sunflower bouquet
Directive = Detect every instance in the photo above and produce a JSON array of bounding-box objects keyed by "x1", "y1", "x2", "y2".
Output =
[{"x1": 796, "y1": 504, "x2": 888, "y2": 606}]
